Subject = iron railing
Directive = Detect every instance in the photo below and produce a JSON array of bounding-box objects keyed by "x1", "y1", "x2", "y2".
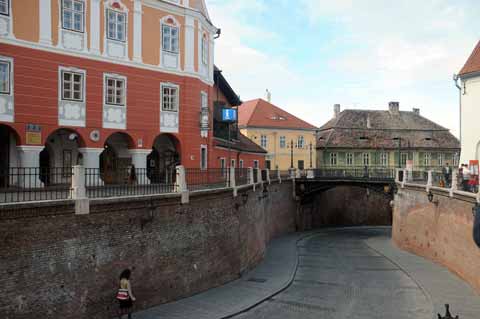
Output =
[
  {"x1": 185, "y1": 168, "x2": 230, "y2": 191},
  {"x1": 85, "y1": 168, "x2": 176, "y2": 199},
  {"x1": 301, "y1": 168, "x2": 395, "y2": 181},
  {"x1": 235, "y1": 168, "x2": 249, "y2": 186},
  {"x1": 0, "y1": 167, "x2": 72, "y2": 203}
]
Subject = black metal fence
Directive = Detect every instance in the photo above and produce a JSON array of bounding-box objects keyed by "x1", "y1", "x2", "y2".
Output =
[
  {"x1": 185, "y1": 168, "x2": 230, "y2": 191},
  {"x1": 235, "y1": 168, "x2": 249, "y2": 186},
  {"x1": 302, "y1": 168, "x2": 395, "y2": 181},
  {"x1": 0, "y1": 167, "x2": 72, "y2": 203},
  {"x1": 85, "y1": 168, "x2": 176, "y2": 199},
  {"x1": 269, "y1": 170, "x2": 279, "y2": 180},
  {"x1": 253, "y1": 169, "x2": 259, "y2": 183}
]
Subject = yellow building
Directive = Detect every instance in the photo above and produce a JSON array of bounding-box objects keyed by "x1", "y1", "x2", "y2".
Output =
[{"x1": 238, "y1": 99, "x2": 317, "y2": 170}]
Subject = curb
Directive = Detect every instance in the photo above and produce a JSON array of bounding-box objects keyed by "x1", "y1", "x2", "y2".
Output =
[{"x1": 221, "y1": 231, "x2": 319, "y2": 319}]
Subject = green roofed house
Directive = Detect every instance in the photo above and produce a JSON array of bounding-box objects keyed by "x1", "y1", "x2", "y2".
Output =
[{"x1": 316, "y1": 102, "x2": 460, "y2": 170}]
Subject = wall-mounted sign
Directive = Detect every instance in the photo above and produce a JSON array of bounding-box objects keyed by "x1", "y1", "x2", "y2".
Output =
[
  {"x1": 26, "y1": 123, "x2": 41, "y2": 132},
  {"x1": 26, "y1": 132, "x2": 42, "y2": 145},
  {"x1": 222, "y1": 108, "x2": 237, "y2": 122}
]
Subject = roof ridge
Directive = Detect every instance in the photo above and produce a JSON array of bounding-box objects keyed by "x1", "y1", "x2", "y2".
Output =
[{"x1": 459, "y1": 40, "x2": 480, "y2": 76}]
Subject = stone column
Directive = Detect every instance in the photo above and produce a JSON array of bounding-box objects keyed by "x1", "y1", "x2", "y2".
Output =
[
  {"x1": 427, "y1": 170, "x2": 433, "y2": 192},
  {"x1": 90, "y1": 0, "x2": 101, "y2": 55},
  {"x1": 132, "y1": 0, "x2": 143, "y2": 63},
  {"x1": 176, "y1": 165, "x2": 189, "y2": 204},
  {"x1": 450, "y1": 169, "x2": 458, "y2": 197},
  {"x1": 39, "y1": 0, "x2": 52, "y2": 46},
  {"x1": 78, "y1": 148, "x2": 104, "y2": 186},
  {"x1": 266, "y1": 169, "x2": 271, "y2": 184},
  {"x1": 129, "y1": 149, "x2": 151, "y2": 184},
  {"x1": 230, "y1": 166, "x2": 237, "y2": 197},
  {"x1": 16, "y1": 146, "x2": 44, "y2": 188},
  {"x1": 278, "y1": 169, "x2": 282, "y2": 183}
]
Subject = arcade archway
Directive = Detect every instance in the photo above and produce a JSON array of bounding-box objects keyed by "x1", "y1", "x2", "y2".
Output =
[
  {"x1": 100, "y1": 132, "x2": 135, "y2": 184},
  {"x1": 147, "y1": 134, "x2": 181, "y2": 184},
  {"x1": 0, "y1": 124, "x2": 20, "y2": 188}
]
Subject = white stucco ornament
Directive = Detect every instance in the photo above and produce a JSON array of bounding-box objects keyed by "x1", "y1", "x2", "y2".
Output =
[
  {"x1": 107, "y1": 108, "x2": 123, "y2": 123},
  {"x1": 0, "y1": 99, "x2": 6, "y2": 114},
  {"x1": 64, "y1": 103, "x2": 81, "y2": 120},
  {"x1": 0, "y1": 17, "x2": 8, "y2": 36}
]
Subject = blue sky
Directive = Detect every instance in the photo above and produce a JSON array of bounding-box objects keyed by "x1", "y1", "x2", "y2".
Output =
[{"x1": 207, "y1": 0, "x2": 480, "y2": 137}]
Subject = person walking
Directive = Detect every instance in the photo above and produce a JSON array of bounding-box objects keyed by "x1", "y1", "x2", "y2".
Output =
[
  {"x1": 443, "y1": 163, "x2": 451, "y2": 188},
  {"x1": 116, "y1": 269, "x2": 136, "y2": 319},
  {"x1": 462, "y1": 164, "x2": 471, "y2": 192}
]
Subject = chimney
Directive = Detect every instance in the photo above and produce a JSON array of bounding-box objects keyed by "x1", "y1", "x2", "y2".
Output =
[
  {"x1": 388, "y1": 101, "x2": 400, "y2": 114},
  {"x1": 265, "y1": 89, "x2": 271, "y2": 103},
  {"x1": 334, "y1": 104, "x2": 341, "y2": 118},
  {"x1": 412, "y1": 108, "x2": 420, "y2": 115}
]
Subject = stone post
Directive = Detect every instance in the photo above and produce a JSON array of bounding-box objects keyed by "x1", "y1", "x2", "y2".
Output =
[
  {"x1": 295, "y1": 169, "x2": 301, "y2": 179},
  {"x1": 278, "y1": 169, "x2": 282, "y2": 184},
  {"x1": 307, "y1": 169, "x2": 314, "y2": 179},
  {"x1": 230, "y1": 166, "x2": 237, "y2": 197},
  {"x1": 176, "y1": 165, "x2": 189, "y2": 204},
  {"x1": 426, "y1": 170, "x2": 433, "y2": 192},
  {"x1": 266, "y1": 169, "x2": 271, "y2": 184},
  {"x1": 248, "y1": 167, "x2": 256, "y2": 191},
  {"x1": 450, "y1": 169, "x2": 458, "y2": 197},
  {"x1": 401, "y1": 169, "x2": 406, "y2": 188},
  {"x1": 71, "y1": 165, "x2": 89, "y2": 215}
]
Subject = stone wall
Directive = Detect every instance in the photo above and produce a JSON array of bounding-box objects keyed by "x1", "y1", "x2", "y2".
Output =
[
  {"x1": 0, "y1": 182, "x2": 296, "y2": 319},
  {"x1": 300, "y1": 186, "x2": 392, "y2": 229},
  {"x1": 392, "y1": 185, "x2": 480, "y2": 294}
]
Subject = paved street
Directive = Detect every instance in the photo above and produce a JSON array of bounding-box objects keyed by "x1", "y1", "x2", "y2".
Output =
[{"x1": 137, "y1": 227, "x2": 480, "y2": 319}]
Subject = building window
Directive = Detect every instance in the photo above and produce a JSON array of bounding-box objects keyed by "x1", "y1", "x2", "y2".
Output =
[
  {"x1": 162, "y1": 24, "x2": 179, "y2": 53},
  {"x1": 107, "y1": 9, "x2": 126, "y2": 42},
  {"x1": 346, "y1": 153, "x2": 353, "y2": 166},
  {"x1": 424, "y1": 153, "x2": 431, "y2": 167},
  {"x1": 453, "y1": 153, "x2": 459, "y2": 166},
  {"x1": 61, "y1": 70, "x2": 84, "y2": 102},
  {"x1": 201, "y1": 91, "x2": 208, "y2": 109},
  {"x1": 220, "y1": 158, "x2": 226, "y2": 170},
  {"x1": 401, "y1": 153, "x2": 408, "y2": 167},
  {"x1": 200, "y1": 145, "x2": 207, "y2": 170},
  {"x1": 279, "y1": 136, "x2": 286, "y2": 148},
  {"x1": 297, "y1": 136, "x2": 305, "y2": 148},
  {"x1": 105, "y1": 76, "x2": 125, "y2": 106},
  {"x1": 380, "y1": 153, "x2": 388, "y2": 166},
  {"x1": 265, "y1": 160, "x2": 271, "y2": 170},
  {"x1": 230, "y1": 159, "x2": 236, "y2": 168},
  {"x1": 0, "y1": 0, "x2": 9, "y2": 16},
  {"x1": 239, "y1": 159, "x2": 244, "y2": 168},
  {"x1": 202, "y1": 34, "x2": 208, "y2": 65},
  {"x1": 298, "y1": 160, "x2": 305, "y2": 170},
  {"x1": 363, "y1": 153, "x2": 370, "y2": 166},
  {"x1": 161, "y1": 84, "x2": 179, "y2": 112},
  {"x1": 330, "y1": 153, "x2": 337, "y2": 166},
  {"x1": 438, "y1": 153, "x2": 444, "y2": 166},
  {"x1": 62, "y1": 0, "x2": 84, "y2": 32},
  {"x1": 0, "y1": 60, "x2": 11, "y2": 95},
  {"x1": 253, "y1": 160, "x2": 259, "y2": 169},
  {"x1": 260, "y1": 135, "x2": 267, "y2": 148}
]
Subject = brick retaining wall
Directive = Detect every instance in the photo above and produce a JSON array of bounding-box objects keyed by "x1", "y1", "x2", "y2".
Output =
[
  {"x1": 392, "y1": 186, "x2": 480, "y2": 294},
  {"x1": 0, "y1": 182, "x2": 296, "y2": 319}
]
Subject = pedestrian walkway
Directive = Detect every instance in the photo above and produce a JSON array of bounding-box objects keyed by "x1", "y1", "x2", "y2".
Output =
[
  {"x1": 366, "y1": 235, "x2": 480, "y2": 319},
  {"x1": 135, "y1": 232, "x2": 311, "y2": 319},
  {"x1": 135, "y1": 227, "x2": 480, "y2": 319}
]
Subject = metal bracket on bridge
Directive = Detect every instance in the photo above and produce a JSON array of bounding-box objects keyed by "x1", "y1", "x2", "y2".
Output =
[{"x1": 437, "y1": 304, "x2": 459, "y2": 319}]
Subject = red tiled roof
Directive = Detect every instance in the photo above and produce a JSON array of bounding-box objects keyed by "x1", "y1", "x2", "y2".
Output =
[
  {"x1": 238, "y1": 99, "x2": 317, "y2": 130},
  {"x1": 459, "y1": 41, "x2": 480, "y2": 76}
]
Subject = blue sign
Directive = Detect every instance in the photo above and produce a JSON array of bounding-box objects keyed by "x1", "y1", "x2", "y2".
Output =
[{"x1": 222, "y1": 108, "x2": 237, "y2": 122}]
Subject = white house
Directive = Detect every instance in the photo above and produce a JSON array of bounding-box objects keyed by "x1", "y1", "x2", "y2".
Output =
[{"x1": 457, "y1": 41, "x2": 480, "y2": 164}]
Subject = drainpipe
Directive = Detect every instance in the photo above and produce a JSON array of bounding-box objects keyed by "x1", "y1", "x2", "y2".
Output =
[{"x1": 453, "y1": 74, "x2": 462, "y2": 161}]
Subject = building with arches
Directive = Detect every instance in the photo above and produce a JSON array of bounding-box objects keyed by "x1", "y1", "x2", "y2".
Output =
[{"x1": 0, "y1": 0, "x2": 265, "y2": 187}]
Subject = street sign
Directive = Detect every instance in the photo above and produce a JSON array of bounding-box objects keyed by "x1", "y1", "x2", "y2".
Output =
[{"x1": 222, "y1": 108, "x2": 237, "y2": 122}]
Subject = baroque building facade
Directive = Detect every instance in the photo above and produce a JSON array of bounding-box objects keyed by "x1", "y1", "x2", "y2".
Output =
[
  {"x1": 0, "y1": 0, "x2": 266, "y2": 187},
  {"x1": 316, "y1": 102, "x2": 460, "y2": 170}
]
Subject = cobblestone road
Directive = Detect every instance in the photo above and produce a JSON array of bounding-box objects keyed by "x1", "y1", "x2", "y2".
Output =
[{"x1": 233, "y1": 228, "x2": 432, "y2": 319}]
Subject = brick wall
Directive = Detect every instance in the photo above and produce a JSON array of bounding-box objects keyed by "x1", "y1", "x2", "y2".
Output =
[
  {"x1": 392, "y1": 186, "x2": 480, "y2": 294},
  {"x1": 0, "y1": 182, "x2": 296, "y2": 319}
]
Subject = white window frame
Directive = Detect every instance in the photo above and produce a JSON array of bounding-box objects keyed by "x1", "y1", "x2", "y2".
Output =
[
  {"x1": 239, "y1": 159, "x2": 244, "y2": 168},
  {"x1": 346, "y1": 153, "x2": 353, "y2": 166},
  {"x1": 201, "y1": 91, "x2": 208, "y2": 109},
  {"x1": 424, "y1": 153, "x2": 431, "y2": 167},
  {"x1": 363, "y1": 153, "x2": 370, "y2": 166},
  {"x1": 60, "y1": 67, "x2": 85, "y2": 102},
  {"x1": 104, "y1": 74, "x2": 126, "y2": 106},
  {"x1": 260, "y1": 135, "x2": 268, "y2": 148},
  {"x1": 106, "y1": 8, "x2": 127, "y2": 42},
  {"x1": 0, "y1": 58, "x2": 12, "y2": 95},
  {"x1": 279, "y1": 136, "x2": 286, "y2": 148},
  {"x1": 438, "y1": 153, "x2": 444, "y2": 166},
  {"x1": 298, "y1": 136, "x2": 305, "y2": 149},
  {"x1": 0, "y1": 0, "x2": 10, "y2": 16},
  {"x1": 231, "y1": 159, "x2": 236, "y2": 168},
  {"x1": 200, "y1": 145, "x2": 207, "y2": 170},
  {"x1": 161, "y1": 83, "x2": 179, "y2": 112},
  {"x1": 220, "y1": 157, "x2": 226, "y2": 170},
  {"x1": 162, "y1": 23, "x2": 179, "y2": 54},
  {"x1": 253, "y1": 160, "x2": 259, "y2": 169},
  {"x1": 62, "y1": 0, "x2": 85, "y2": 33},
  {"x1": 330, "y1": 153, "x2": 337, "y2": 166},
  {"x1": 201, "y1": 33, "x2": 208, "y2": 65},
  {"x1": 400, "y1": 153, "x2": 408, "y2": 167},
  {"x1": 380, "y1": 152, "x2": 388, "y2": 166}
]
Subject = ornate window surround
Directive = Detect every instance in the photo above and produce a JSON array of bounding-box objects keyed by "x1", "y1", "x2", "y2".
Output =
[
  {"x1": 58, "y1": 66, "x2": 87, "y2": 127},
  {"x1": 160, "y1": 15, "x2": 181, "y2": 71},
  {"x1": 57, "y1": 0, "x2": 88, "y2": 52},
  {"x1": 103, "y1": 0, "x2": 129, "y2": 60},
  {"x1": 102, "y1": 72, "x2": 127, "y2": 129},
  {"x1": 0, "y1": 55, "x2": 14, "y2": 122}
]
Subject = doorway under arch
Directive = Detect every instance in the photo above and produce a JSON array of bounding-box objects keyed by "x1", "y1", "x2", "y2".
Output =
[
  {"x1": 147, "y1": 134, "x2": 181, "y2": 184},
  {"x1": 0, "y1": 124, "x2": 20, "y2": 188},
  {"x1": 100, "y1": 132, "x2": 135, "y2": 184}
]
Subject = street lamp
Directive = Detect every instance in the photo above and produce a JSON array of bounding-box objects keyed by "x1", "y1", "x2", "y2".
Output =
[
  {"x1": 309, "y1": 142, "x2": 313, "y2": 168},
  {"x1": 287, "y1": 140, "x2": 294, "y2": 169}
]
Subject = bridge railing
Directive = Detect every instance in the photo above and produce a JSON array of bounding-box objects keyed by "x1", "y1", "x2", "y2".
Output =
[{"x1": 298, "y1": 168, "x2": 395, "y2": 181}]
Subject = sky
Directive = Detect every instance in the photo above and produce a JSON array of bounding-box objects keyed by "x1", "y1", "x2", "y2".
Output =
[{"x1": 207, "y1": 0, "x2": 480, "y2": 137}]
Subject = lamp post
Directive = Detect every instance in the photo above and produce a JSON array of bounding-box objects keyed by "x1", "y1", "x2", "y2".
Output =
[
  {"x1": 290, "y1": 140, "x2": 294, "y2": 169},
  {"x1": 309, "y1": 142, "x2": 313, "y2": 168}
]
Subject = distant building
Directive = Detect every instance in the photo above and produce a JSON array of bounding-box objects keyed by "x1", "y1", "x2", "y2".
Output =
[
  {"x1": 316, "y1": 103, "x2": 460, "y2": 169},
  {"x1": 238, "y1": 99, "x2": 317, "y2": 170},
  {"x1": 457, "y1": 40, "x2": 480, "y2": 164}
]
